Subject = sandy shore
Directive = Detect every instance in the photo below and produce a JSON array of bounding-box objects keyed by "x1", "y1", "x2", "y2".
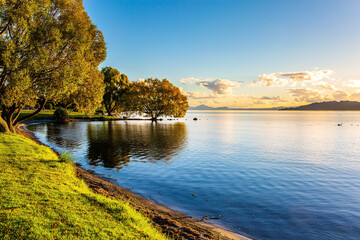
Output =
[{"x1": 18, "y1": 120, "x2": 251, "y2": 240}]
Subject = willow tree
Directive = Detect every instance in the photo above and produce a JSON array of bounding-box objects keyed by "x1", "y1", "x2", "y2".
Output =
[
  {"x1": 102, "y1": 67, "x2": 129, "y2": 116},
  {"x1": 0, "y1": 0, "x2": 106, "y2": 133},
  {"x1": 124, "y1": 78, "x2": 189, "y2": 121},
  {"x1": 65, "y1": 68, "x2": 105, "y2": 115}
]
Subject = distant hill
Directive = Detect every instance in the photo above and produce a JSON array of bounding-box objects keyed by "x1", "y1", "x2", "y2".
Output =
[
  {"x1": 189, "y1": 104, "x2": 222, "y2": 110},
  {"x1": 281, "y1": 101, "x2": 360, "y2": 111},
  {"x1": 188, "y1": 104, "x2": 281, "y2": 111}
]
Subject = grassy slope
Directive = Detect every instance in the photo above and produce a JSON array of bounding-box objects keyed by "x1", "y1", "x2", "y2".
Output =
[{"x1": 0, "y1": 133, "x2": 169, "y2": 240}]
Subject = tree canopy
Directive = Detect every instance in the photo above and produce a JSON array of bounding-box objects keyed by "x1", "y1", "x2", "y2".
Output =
[
  {"x1": 102, "y1": 67, "x2": 129, "y2": 116},
  {"x1": 0, "y1": 0, "x2": 106, "y2": 132},
  {"x1": 124, "y1": 78, "x2": 189, "y2": 121}
]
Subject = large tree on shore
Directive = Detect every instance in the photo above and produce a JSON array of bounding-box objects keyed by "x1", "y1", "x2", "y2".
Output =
[
  {"x1": 124, "y1": 78, "x2": 189, "y2": 121},
  {"x1": 0, "y1": 0, "x2": 106, "y2": 133},
  {"x1": 102, "y1": 67, "x2": 129, "y2": 116}
]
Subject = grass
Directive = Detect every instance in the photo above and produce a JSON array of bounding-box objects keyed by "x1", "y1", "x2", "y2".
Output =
[
  {"x1": 0, "y1": 133, "x2": 170, "y2": 240},
  {"x1": 18, "y1": 110, "x2": 118, "y2": 121}
]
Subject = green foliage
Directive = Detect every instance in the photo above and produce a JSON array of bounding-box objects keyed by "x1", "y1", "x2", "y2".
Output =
[
  {"x1": 18, "y1": 110, "x2": 117, "y2": 121},
  {"x1": 0, "y1": 133, "x2": 169, "y2": 240},
  {"x1": 124, "y1": 78, "x2": 189, "y2": 120},
  {"x1": 102, "y1": 67, "x2": 130, "y2": 115},
  {"x1": 53, "y1": 107, "x2": 69, "y2": 123},
  {"x1": 59, "y1": 150, "x2": 75, "y2": 163},
  {"x1": 44, "y1": 102, "x2": 54, "y2": 110},
  {"x1": 0, "y1": 0, "x2": 106, "y2": 132}
]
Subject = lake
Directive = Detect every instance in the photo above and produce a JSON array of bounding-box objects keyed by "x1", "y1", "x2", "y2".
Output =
[{"x1": 27, "y1": 111, "x2": 360, "y2": 240}]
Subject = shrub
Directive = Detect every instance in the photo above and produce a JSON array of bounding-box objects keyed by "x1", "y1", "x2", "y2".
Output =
[
  {"x1": 59, "y1": 150, "x2": 75, "y2": 163},
  {"x1": 53, "y1": 107, "x2": 69, "y2": 122}
]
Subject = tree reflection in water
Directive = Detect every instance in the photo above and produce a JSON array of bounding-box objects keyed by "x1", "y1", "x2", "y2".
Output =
[
  {"x1": 86, "y1": 121, "x2": 187, "y2": 169},
  {"x1": 28, "y1": 122, "x2": 86, "y2": 149}
]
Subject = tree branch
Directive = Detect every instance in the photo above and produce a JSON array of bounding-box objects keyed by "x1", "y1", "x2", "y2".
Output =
[
  {"x1": 14, "y1": 98, "x2": 47, "y2": 124},
  {"x1": 11, "y1": 104, "x2": 24, "y2": 124}
]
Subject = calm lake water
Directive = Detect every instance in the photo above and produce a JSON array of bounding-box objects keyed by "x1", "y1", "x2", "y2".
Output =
[{"x1": 27, "y1": 111, "x2": 360, "y2": 240}]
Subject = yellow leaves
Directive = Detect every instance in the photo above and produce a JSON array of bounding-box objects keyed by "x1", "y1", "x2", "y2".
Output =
[
  {"x1": 1, "y1": 0, "x2": 106, "y2": 130},
  {"x1": 124, "y1": 78, "x2": 189, "y2": 118}
]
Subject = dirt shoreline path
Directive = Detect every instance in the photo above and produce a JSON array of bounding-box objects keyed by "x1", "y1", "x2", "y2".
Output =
[{"x1": 18, "y1": 121, "x2": 252, "y2": 240}]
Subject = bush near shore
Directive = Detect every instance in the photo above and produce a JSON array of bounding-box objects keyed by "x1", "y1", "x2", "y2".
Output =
[{"x1": 0, "y1": 133, "x2": 169, "y2": 240}]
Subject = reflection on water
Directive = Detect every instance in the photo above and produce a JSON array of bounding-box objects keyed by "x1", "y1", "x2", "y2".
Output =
[
  {"x1": 27, "y1": 112, "x2": 360, "y2": 240},
  {"x1": 28, "y1": 121, "x2": 187, "y2": 169},
  {"x1": 86, "y1": 121, "x2": 187, "y2": 168},
  {"x1": 45, "y1": 122, "x2": 85, "y2": 149}
]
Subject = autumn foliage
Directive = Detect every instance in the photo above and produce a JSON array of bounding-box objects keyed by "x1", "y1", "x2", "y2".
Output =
[
  {"x1": 124, "y1": 78, "x2": 189, "y2": 121},
  {"x1": 0, "y1": 0, "x2": 106, "y2": 132}
]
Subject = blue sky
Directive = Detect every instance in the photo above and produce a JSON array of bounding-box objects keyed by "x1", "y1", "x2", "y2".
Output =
[{"x1": 84, "y1": 0, "x2": 360, "y2": 107}]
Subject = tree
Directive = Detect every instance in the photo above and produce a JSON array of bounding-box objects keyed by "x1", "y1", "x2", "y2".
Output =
[
  {"x1": 61, "y1": 68, "x2": 105, "y2": 115},
  {"x1": 102, "y1": 67, "x2": 129, "y2": 116},
  {"x1": 124, "y1": 78, "x2": 189, "y2": 121},
  {"x1": 0, "y1": 0, "x2": 106, "y2": 133}
]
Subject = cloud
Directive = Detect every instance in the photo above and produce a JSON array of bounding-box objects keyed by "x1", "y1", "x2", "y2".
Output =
[
  {"x1": 186, "y1": 91, "x2": 289, "y2": 108},
  {"x1": 332, "y1": 90, "x2": 349, "y2": 101},
  {"x1": 346, "y1": 79, "x2": 360, "y2": 88},
  {"x1": 287, "y1": 88, "x2": 359, "y2": 103},
  {"x1": 184, "y1": 91, "x2": 217, "y2": 99},
  {"x1": 180, "y1": 77, "x2": 210, "y2": 84},
  {"x1": 287, "y1": 88, "x2": 327, "y2": 102},
  {"x1": 197, "y1": 79, "x2": 241, "y2": 94},
  {"x1": 257, "y1": 96, "x2": 288, "y2": 102},
  {"x1": 180, "y1": 77, "x2": 241, "y2": 95},
  {"x1": 315, "y1": 84, "x2": 336, "y2": 90},
  {"x1": 182, "y1": 70, "x2": 360, "y2": 108},
  {"x1": 350, "y1": 91, "x2": 360, "y2": 101},
  {"x1": 253, "y1": 70, "x2": 333, "y2": 87}
]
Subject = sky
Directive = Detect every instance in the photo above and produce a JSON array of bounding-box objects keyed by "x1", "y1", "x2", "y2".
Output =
[{"x1": 83, "y1": 0, "x2": 360, "y2": 108}]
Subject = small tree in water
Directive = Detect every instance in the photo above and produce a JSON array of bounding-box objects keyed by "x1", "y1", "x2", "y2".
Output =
[{"x1": 124, "y1": 78, "x2": 189, "y2": 121}]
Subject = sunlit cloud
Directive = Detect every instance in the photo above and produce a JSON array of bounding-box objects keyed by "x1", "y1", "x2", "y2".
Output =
[
  {"x1": 180, "y1": 77, "x2": 241, "y2": 95},
  {"x1": 315, "y1": 84, "x2": 336, "y2": 90},
  {"x1": 252, "y1": 70, "x2": 333, "y2": 87},
  {"x1": 186, "y1": 92, "x2": 289, "y2": 108},
  {"x1": 332, "y1": 90, "x2": 349, "y2": 101},
  {"x1": 287, "y1": 88, "x2": 328, "y2": 102},
  {"x1": 346, "y1": 79, "x2": 360, "y2": 88},
  {"x1": 184, "y1": 91, "x2": 218, "y2": 99},
  {"x1": 180, "y1": 77, "x2": 211, "y2": 84},
  {"x1": 350, "y1": 91, "x2": 360, "y2": 101},
  {"x1": 198, "y1": 79, "x2": 241, "y2": 94},
  {"x1": 181, "y1": 69, "x2": 360, "y2": 108},
  {"x1": 256, "y1": 96, "x2": 288, "y2": 102}
]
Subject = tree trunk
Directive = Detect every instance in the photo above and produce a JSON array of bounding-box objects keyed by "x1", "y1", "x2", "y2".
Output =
[
  {"x1": 151, "y1": 114, "x2": 157, "y2": 122},
  {"x1": 105, "y1": 103, "x2": 113, "y2": 116},
  {"x1": 0, "y1": 98, "x2": 47, "y2": 133},
  {"x1": 0, "y1": 116, "x2": 10, "y2": 133}
]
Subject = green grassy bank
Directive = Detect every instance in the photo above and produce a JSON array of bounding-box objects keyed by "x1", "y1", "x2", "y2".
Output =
[
  {"x1": 19, "y1": 110, "x2": 117, "y2": 121},
  {"x1": 0, "y1": 133, "x2": 169, "y2": 240}
]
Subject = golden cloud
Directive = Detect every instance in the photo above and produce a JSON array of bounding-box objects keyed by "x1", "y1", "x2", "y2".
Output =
[
  {"x1": 253, "y1": 70, "x2": 333, "y2": 87},
  {"x1": 180, "y1": 77, "x2": 241, "y2": 95}
]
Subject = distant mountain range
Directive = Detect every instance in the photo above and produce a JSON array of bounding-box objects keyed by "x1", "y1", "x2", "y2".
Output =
[
  {"x1": 188, "y1": 104, "x2": 282, "y2": 111},
  {"x1": 189, "y1": 101, "x2": 360, "y2": 111},
  {"x1": 281, "y1": 101, "x2": 360, "y2": 111}
]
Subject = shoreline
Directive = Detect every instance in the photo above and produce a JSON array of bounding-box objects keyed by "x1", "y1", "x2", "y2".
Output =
[{"x1": 18, "y1": 120, "x2": 251, "y2": 240}]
